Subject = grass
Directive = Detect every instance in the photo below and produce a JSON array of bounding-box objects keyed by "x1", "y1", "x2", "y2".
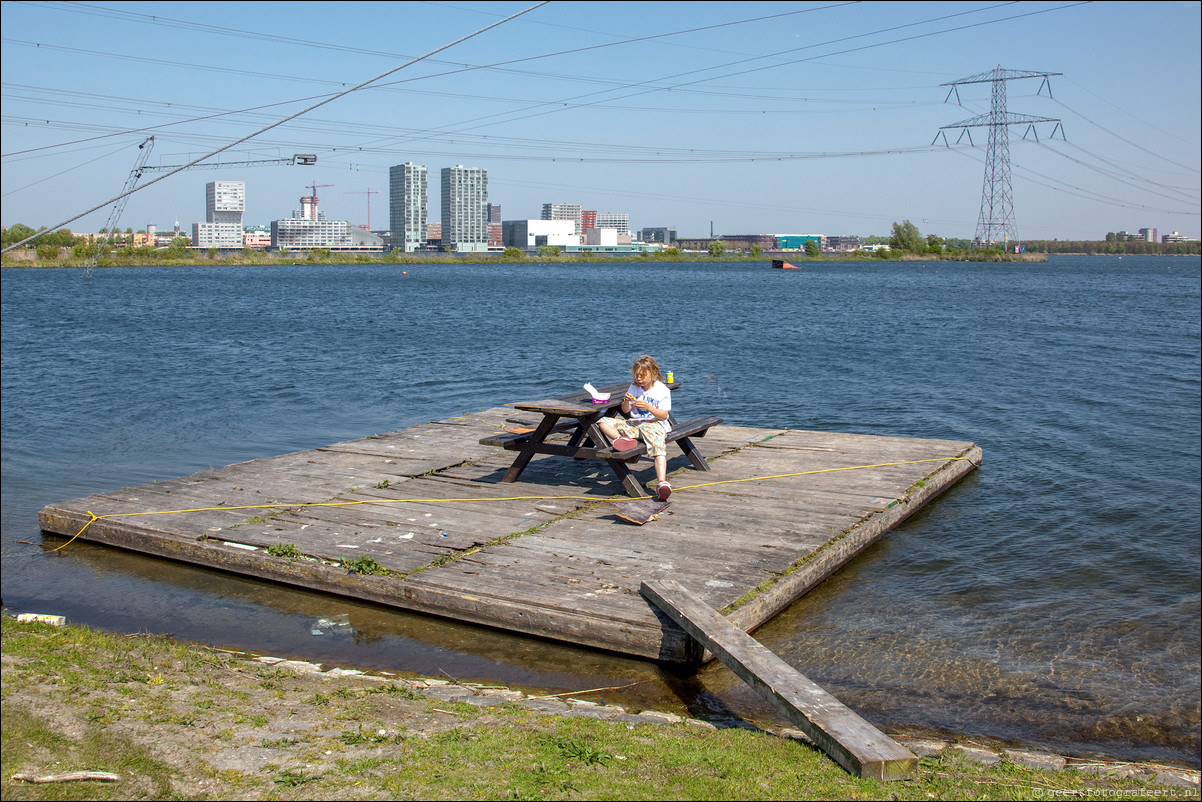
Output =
[{"x1": 2, "y1": 615, "x2": 1197, "y2": 801}]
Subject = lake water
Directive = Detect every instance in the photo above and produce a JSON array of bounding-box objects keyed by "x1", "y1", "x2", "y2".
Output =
[{"x1": 2, "y1": 254, "x2": 1198, "y2": 767}]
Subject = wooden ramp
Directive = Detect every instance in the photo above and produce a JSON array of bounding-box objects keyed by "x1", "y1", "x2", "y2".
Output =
[
  {"x1": 38, "y1": 407, "x2": 980, "y2": 663},
  {"x1": 643, "y1": 579, "x2": 917, "y2": 780}
]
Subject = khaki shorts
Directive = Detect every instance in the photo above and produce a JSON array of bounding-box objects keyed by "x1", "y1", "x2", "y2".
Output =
[{"x1": 608, "y1": 418, "x2": 668, "y2": 458}]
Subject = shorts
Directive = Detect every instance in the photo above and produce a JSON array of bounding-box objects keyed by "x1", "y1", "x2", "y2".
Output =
[{"x1": 608, "y1": 418, "x2": 668, "y2": 458}]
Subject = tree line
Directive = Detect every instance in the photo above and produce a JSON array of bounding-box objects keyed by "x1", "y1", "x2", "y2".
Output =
[{"x1": 884, "y1": 220, "x2": 1199, "y2": 256}]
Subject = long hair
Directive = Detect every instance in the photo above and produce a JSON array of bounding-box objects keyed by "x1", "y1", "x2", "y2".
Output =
[{"x1": 632, "y1": 354, "x2": 662, "y2": 383}]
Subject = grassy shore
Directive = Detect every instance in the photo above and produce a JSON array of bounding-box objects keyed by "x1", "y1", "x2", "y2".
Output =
[
  {"x1": 0, "y1": 248, "x2": 1048, "y2": 270},
  {"x1": 3, "y1": 615, "x2": 1197, "y2": 801}
]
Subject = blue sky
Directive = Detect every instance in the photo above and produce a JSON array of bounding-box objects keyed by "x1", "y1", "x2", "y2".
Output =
[{"x1": 2, "y1": 0, "x2": 1199, "y2": 241}]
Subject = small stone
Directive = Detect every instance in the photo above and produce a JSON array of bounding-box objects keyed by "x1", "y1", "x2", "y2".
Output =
[
  {"x1": 902, "y1": 737, "x2": 949, "y2": 758},
  {"x1": 634, "y1": 710, "x2": 682, "y2": 725},
  {"x1": 952, "y1": 745, "x2": 1001, "y2": 766},
  {"x1": 515, "y1": 698, "x2": 571, "y2": 714},
  {"x1": 1003, "y1": 749, "x2": 1066, "y2": 772}
]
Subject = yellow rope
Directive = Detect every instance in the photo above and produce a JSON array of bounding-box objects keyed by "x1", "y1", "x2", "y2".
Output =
[
  {"x1": 673, "y1": 456, "x2": 978, "y2": 492},
  {"x1": 51, "y1": 455, "x2": 978, "y2": 552}
]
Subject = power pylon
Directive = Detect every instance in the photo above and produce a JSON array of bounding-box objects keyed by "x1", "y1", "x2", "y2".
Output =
[{"x1": 934, "y1": 66, "x2": 1063, "y2": 249}]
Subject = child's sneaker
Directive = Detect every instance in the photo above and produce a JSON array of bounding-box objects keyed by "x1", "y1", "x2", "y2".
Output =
[
  {"x1": 613, "y1": 437, "x2": 638, "y2": 451},
  {"x1": 657, "y1": 481, "x2": 672, "y2": 501}
]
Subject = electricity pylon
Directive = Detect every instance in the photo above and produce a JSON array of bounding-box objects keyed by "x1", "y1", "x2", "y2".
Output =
[
  {"x1": 85, "y1": 136, "x2": 155, "y2": 277},
  {"x1": 934, "y1": 66, "x2": 1063, "y2": 249}
]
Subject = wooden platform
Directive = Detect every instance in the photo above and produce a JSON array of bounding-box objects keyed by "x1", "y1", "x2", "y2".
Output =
[{"x1": 38, "y1": 408, "x2": 980, "y2": 663}]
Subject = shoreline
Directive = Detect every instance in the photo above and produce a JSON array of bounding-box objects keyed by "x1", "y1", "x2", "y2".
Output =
[
  {"x1": 4, "y1": 614, "x2": 1199, "y2": 793},
  {"x1": 234, "y1": 648, "x2": 1202, "y2": 780},
  {"x1": 2, "y1": 252, "x2": 1058, "y2": 268}
]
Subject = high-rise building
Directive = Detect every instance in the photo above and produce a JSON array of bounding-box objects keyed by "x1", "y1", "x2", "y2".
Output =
[
  {"x1": 192, "y1": 180, "x2": 245, "y2": 248},
  {"x1": 441, "y1": 165, "x2": 489, "y2": 252},
  {"x1": 389, "y1": 163, "x2": 428, "y2": 252},
  {"x1": 594, "y1": 212, "x2": 630, "y2": 237},
  {"x1": 541, "y1": 203, "x2": 582, "y2": 237}
]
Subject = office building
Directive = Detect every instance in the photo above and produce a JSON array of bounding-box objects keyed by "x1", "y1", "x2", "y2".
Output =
[
  {"x1": 541, "y1": 203, "x2": 582, "y2": 237},
  {"x1": 640, "y1": 227, "x2": 677, "y2": 244},
  {"x1": 271, "y1": 191, "x2": 382, "y2": 252},
  {"x1": 594, "y1": 212, "x2": 630, "y2": 237},
  {"x1": 389, "y1": 163, "x2": 428, "y2": 252},
  {"x1": 192, "y1": 180, "x2": 244, "y2": 248},
  {"x1": 441, "y1": 165, "x2": 489, "y2": 252}
]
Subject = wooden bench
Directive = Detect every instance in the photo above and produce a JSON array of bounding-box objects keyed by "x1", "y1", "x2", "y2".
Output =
[
  {"x1": 481, "y1": 382, "x2": 722, "y2": 497},
  {"x1": 661, "y1": 415, "x2": 724, "y2": 471},
  {"x1": 482, "y1": 415, "x2": 723, "y2": 471}
]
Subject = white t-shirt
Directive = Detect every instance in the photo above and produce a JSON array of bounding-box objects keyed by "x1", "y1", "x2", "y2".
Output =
[{"x1": 627, "y1": 380, "x2": 672, "y2": 433}]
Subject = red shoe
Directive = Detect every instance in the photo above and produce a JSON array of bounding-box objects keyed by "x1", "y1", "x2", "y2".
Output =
[
  {"x1": 657, "y1": 481, "x2": 672, "y2": 501},
  {"x1": 613, "y1": 437, "x2": 638, "y2": 451}
]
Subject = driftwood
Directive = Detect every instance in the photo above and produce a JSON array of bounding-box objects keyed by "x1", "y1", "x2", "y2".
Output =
[
  {"x1": 605, "y1": 499, "x2": 670, "y2": 525},
  {"x1": 11, "y1": 771, "x2": 121, "y2": 783}
]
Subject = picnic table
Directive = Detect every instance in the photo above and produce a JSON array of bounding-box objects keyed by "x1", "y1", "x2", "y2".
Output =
[{"x1": 479, "y1": 381, "x2": 723, "y2": 498}]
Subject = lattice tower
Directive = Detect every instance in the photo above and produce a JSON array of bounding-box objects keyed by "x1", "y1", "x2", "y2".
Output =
[{"x1": 936, "y1": 66, "x2": 1063, "y2": 249}]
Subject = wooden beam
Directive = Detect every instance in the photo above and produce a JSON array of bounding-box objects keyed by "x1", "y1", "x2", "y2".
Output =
[{"x1": 641, "y1": 579, "x2": 917, "y2": 781}]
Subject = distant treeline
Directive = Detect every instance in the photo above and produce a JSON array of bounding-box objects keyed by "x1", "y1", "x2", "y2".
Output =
[{"x1": 1018, "y1": 239, "x2": 1200, "y2": 256}]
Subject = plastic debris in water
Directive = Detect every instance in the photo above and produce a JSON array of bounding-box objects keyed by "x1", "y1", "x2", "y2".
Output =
[{"x1": 310, "y1": 613, "x2": 351, "y2": 636}]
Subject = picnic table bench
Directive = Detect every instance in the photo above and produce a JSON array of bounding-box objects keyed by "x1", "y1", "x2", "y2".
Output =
[{"x1": 479, "y1": 381, "x2": 723, "y2": 498}]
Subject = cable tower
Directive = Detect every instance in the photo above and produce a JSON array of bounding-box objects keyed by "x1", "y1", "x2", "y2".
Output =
[
  {"x1": 85, "y1": 136, "x2": 155, "y2": 278},
  {"x1": 934, "y1": 66, "x2": 1063, "y2": 249}
]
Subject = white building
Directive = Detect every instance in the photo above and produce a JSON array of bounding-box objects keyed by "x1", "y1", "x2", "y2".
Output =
[
  {"x1": 503, "y1": 219, "x2": 578, "y2": 248},
  {"x1": 192, "y1": 221, "x2": 243, "y2": 249},
  {"x1": 192, "y1": 180, "x2": 245, "y2": 248},
  {"x1": 441, "y1": 165, "x2": 489, "y2": 253},
  {"x1": 584, "y1": 227, "x2": 618, "y2": 246},
  {"x1": 389, "y1": 163, "x2": 427, "y2": 252},
  {"x1": 541, "y1": 203, "x2": 583, "y2": 236},
  {"x1": 271, "y1": 217, "x2": 382, "y2": 251},
  {"x1": 594, "y1": 212, "x2": 630, "y2": 237}
]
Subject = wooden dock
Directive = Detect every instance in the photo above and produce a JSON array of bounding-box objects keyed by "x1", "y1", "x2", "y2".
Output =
[{"x1": 38, "y1": 407, "x2": 980, "y2": 664}]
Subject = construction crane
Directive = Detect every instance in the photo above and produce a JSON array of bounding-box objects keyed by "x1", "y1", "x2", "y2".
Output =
[
  {"x1": 346, "y1": 187, "x2": 380, "y2": 229},
  {"x1": 302, "y1": 182, "x2": 333, "y2": 221},
  {"x1": 85, "y1": 135, "x2": 156, "y2": 277},
  {"x1": 82, "y1": 150, "x2": 316, "y2": 277},
  {"x1": 139, "y1": 153, "x2": 316, "y2": 173}
]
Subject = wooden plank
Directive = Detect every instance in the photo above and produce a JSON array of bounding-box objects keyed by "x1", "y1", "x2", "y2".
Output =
[
  {"x1": 641, "y1": 579, "x2": 917, "y2": 781},
  {"x1": 606, "y1": 499, "x2": 670, "y2": 525}
]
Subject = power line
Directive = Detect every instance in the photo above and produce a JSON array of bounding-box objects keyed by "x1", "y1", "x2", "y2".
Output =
[{"x1": 1, "y1": 2, "x2": 549, "y2": 253}]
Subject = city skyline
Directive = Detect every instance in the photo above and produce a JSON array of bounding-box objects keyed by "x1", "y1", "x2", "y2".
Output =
[{"x1": 2, "y1": 1, "x2": 1199, "y2": 242}]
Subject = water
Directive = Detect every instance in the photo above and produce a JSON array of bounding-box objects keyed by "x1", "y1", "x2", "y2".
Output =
[{"x1": 2, "y1": 255, "x2": 1198, "y2": 767}]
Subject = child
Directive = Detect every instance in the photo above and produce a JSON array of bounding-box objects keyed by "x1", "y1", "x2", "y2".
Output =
[{"x1": 598, "y1": 355, "x2": 674, "y2": 501}]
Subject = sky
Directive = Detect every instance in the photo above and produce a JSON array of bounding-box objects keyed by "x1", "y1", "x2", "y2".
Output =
[{"x1": 2, "y1": 0, "x2": 1199, "y2": 242}]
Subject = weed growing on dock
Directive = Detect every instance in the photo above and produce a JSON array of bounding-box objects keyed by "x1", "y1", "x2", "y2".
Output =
[
  {"x1": 339, "y1": 555, "x2": 391, "y2": 575},
  {"x1": 265, "y1": 543, "x2": 306, "y2": 561}
]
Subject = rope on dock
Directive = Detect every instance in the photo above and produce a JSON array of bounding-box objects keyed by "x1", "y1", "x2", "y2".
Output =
[{"x1": 52, "y1": 455, "x2": 980, "y2": 553}]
